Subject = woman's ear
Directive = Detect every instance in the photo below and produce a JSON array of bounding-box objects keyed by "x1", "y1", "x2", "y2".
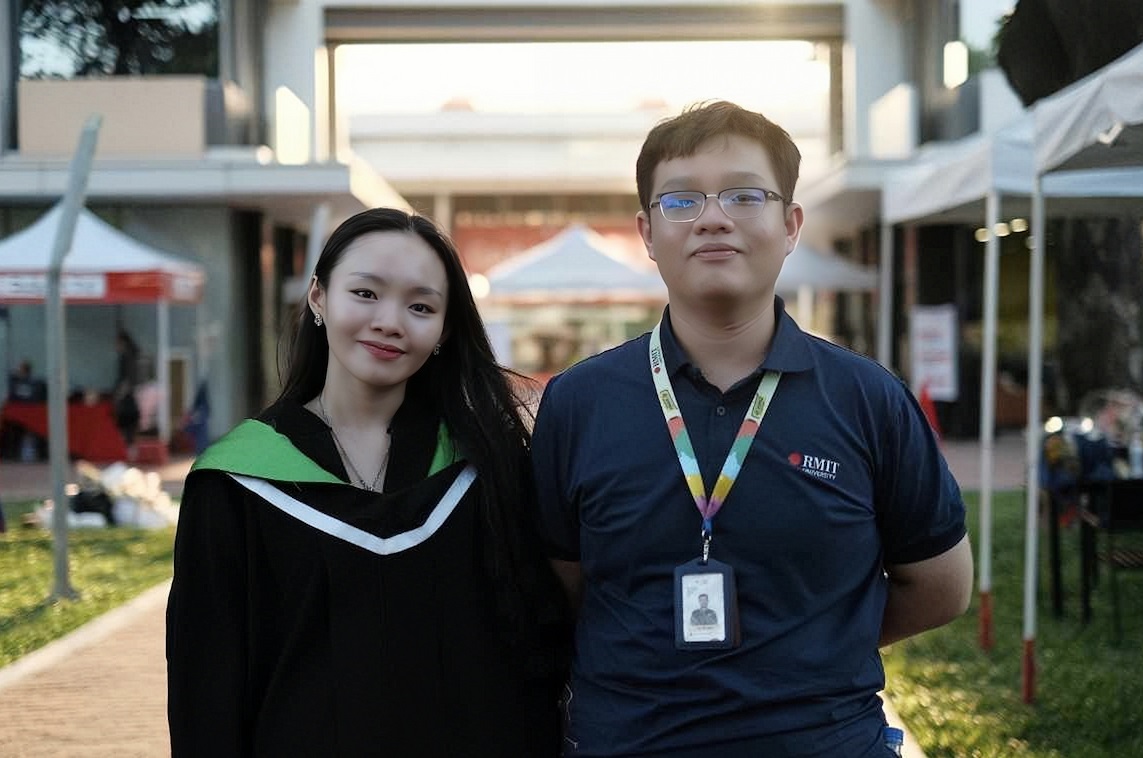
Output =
[{"x1": 306, "y1": 276, "x2": 324, "y2": 321}]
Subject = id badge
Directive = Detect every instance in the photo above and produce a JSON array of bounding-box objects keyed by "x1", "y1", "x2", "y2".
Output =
[{"x1": 674, "y1": 558, "x2": 740, "y2": 650}]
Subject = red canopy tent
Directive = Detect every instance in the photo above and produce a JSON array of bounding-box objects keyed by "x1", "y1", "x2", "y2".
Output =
[
  {"x1": 0, "y1": 204, "x2": 205, "y2": 452},
  {"x1": 0, "y1": 204, "x2": 203, "y2": 305}
]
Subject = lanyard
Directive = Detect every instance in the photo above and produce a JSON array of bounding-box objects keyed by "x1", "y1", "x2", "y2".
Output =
[{"x1": 650, "y1": 322, "x2": 780, "y2": 562}]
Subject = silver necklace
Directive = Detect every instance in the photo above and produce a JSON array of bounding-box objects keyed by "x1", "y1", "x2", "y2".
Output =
[{"x1": 317, "y1": 394, "x2": 390, "y2": 492}]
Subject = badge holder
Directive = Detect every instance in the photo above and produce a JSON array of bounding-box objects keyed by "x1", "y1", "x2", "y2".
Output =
[{"x1": 674, "y1": 555, "x2": 740, "y2": 650}]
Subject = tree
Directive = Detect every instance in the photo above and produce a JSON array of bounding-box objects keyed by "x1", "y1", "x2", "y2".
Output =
[
  {"x1": 19, "y1": 0, "x2": 219, "y2": 78},
  {"x1": 996, "y1": 0, "x2": 1143, "y2": 413}
]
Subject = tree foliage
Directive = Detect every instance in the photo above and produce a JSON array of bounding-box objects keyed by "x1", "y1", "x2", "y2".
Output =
[
  {"x1": 19, "y1": 0, "x2": 219, "y2": 78},
  {"x1": 996, "y1": 0, "x2": 1143, "y2": 107}
]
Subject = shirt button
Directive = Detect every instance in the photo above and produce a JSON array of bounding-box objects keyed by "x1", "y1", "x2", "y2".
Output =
[{"x1": 716, "y1": 406, "x2": 727, "y2": 416}]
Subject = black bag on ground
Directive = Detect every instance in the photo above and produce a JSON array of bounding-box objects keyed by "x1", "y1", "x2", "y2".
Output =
[{"x1": 70, "y1": 489, "x2": 116, "y2": 526}]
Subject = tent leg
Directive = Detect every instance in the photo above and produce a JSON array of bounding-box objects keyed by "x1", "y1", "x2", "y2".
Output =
[
  {"x1": 1022, "y1": 175, "x2": 1046, "y2": 705},
  {"x1": 157, "y1": 300, "x2": 171, "y2": 443},
  {"x1": 876, "y1": 221, "x2": 894, "y2": 369},
  {"x1": 1022, "y1": 638, "x2": 1036, "y2": 704},
  {"x1": 978, "y1": 191, "x2": 1000, "y2": 650}
]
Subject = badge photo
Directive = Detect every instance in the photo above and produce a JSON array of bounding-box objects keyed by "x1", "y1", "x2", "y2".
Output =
[{"x1": 674, "y1": 558, "x2": 740, "y2": 650}]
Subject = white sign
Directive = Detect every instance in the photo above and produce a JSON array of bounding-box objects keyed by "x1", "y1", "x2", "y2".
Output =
[
  {"x1": 0, "y1": 273, "x2": 107, "y2": 300},
  {"x1": 910, "y1": 304, "x2": 959, "y2": 402}
]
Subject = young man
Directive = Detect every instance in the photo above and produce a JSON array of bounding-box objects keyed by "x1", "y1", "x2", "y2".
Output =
[{"x1": 532, "y1": 101, "x2": 973, "y2": 757}]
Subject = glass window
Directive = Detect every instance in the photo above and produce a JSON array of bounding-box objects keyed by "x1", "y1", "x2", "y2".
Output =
[{"x1": 19, "y1": 0, "x2": 220, "y2": 78}]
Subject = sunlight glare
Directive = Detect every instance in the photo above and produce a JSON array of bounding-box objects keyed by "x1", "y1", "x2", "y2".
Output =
[{"x1": 335, "y1": 41, "x2": 827, "y2": 118}]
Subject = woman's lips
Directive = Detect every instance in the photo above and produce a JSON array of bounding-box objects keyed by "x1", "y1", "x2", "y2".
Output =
[{"x1": 361, "y1": 342, "x2": 405, "y2": 359}]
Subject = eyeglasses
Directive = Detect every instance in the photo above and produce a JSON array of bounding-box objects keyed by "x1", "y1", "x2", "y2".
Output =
[{"x1": 650, "y1": 188, "x2": 787, "y2": 223}]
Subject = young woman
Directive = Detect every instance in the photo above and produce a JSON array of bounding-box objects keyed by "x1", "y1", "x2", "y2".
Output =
[{"x1": 167, "y1": 208, "x2": 570, "y2": 757}]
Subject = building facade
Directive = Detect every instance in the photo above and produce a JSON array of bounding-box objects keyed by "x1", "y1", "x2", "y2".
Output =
[
  {"x1": 1, "y1": 0, "x2": 1019, "y2": 441},
  {"x1": 0, "y1": 0, "x2": 401, "y2": 442}
]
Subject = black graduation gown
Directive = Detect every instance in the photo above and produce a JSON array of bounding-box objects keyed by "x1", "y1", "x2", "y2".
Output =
[{"x1": 166, "y1": 398, "x2": 565, "y2": 757}]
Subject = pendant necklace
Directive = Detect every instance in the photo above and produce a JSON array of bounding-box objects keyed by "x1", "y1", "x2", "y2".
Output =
[{"x1": 317, "y1": 394, "x2": 391, "y2": 492}]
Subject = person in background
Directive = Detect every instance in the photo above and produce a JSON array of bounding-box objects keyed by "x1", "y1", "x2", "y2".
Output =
[
  {"x1": 8, "y1": 360, "x2": 45, "y2": 402},
  {"x1": 532, "y1": 101, "x2": 973, "y2": 757},
  {"x1": 167, "y1": 208, "x2": 570, "y2": 757},
  {"x1": 3, "y1": 360, "x2": 47, "y2": 461},
  {"x1": 113, "y1": 329, "x2": 141, "y2": 446}
]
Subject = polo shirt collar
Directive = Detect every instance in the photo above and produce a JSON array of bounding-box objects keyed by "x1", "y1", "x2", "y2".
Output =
[{"x1": 657, "y1": 296, "x2": 816, "y2": 379}]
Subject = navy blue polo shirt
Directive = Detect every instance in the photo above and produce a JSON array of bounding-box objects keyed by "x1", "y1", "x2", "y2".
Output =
[{"x1": 532, "y1": 301, "x2": 965, "y2": 757}]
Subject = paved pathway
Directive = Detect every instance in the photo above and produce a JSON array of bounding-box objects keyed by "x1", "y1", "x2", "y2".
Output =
[
  {"x1": 0, "y1": 456, "x2": 190, "y2": 758},
  {"x1": 0, "y1": 582, "x2": 171, "y2": 758},
  {"x1": 0, "y1": 433, "x2": 1021, "y2": 757},
  {"x1": 940, "y1": 430, "x2": 1029, "y2": 491}
]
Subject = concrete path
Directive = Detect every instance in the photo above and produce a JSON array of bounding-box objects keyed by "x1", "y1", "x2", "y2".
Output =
[
  {"x1": 0, "y1": 433, "x2": 1020, "y2": 757},
  {"x1": 0, "y1": 456, "x2": 190, "y2": 757},
  {"x1": 0, "y1": 582, "x2": 172, "y2": 758},
  {"x1": 940, "y1": 430, "x2": 1029, "y2": 491}
]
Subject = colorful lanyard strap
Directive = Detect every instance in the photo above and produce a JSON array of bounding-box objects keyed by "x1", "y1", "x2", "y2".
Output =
[{"x1": 650, "y1": 321, "x2": 781, "y2": 562}]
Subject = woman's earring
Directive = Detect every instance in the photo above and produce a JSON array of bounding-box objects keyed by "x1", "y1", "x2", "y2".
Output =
[
  {"x1": 314, "y1": 313, "x2": 323, "y2": 327},
  {"x1": 433, "y1": 343, "x2": 440, "y2": 356}
]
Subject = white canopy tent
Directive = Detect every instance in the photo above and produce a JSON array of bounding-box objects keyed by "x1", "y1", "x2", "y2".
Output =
[
  {"x1": 485, "y1": 224, "x2": 666, "y2": 303},
  {"x1": 883, "y1": 121, "x2": 1036, "y2": 225},
  {"x1": 0, "y1": 203, "x2": 206, "y2": 444},
  {"x1": 1023, "y1": 41, "x2": 1143, "y2": 702},
  {"x1": 777, "y1": 244, "x2": 879, "y2": 293},
  {"x1": 776, "y1": 244, "x2": 879, "y2": 327},
  {"x1": 881, "y1": 97, "x2": 1143, "y2": 663},
  {"x1": 883, "y1": 118, "x2": 1141, "y2": 227},
  {"x1": 882, "y1": 122, "x2": 1034, "y2": 656},
  {"x1": 486, "y1": 223, "x2": 879, "y2": 302}
]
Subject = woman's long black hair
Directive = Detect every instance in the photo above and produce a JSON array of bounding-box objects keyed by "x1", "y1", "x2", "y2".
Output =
[{"x1": 276, "y1": 208, "x2": 567, "y2": 675}]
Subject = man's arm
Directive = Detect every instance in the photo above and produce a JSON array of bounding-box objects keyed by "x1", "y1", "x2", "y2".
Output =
[
  {"x1": 550, "y1": 559, "x2": 583, "y2": 615},
  {"x1": 879, "y1": 534, "x2": 973, "y2": 647}
]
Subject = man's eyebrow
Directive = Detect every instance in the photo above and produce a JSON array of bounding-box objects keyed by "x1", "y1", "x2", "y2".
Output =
[{"x1": 658, "y1": 172, "x2": 768, "y2": 191}]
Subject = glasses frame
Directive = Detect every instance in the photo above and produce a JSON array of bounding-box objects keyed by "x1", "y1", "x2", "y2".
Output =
[{"x1": 650, "y1": 187, "x2": 788, "y2": 223}]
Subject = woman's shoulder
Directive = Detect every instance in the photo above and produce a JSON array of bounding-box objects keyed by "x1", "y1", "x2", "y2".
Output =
[{"x1": 192, "y1": 408, "x2": 343, "y2": 485}]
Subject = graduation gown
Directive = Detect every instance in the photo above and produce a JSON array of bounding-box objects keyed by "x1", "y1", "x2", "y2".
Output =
[{"x1": 167, "y1": 398, "x2": 564, "y2": 757}]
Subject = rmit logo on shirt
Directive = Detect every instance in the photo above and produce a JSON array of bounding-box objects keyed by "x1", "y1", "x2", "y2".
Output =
[{"x1": 787, "y1": 451, "x2": 840, "y2": 481}]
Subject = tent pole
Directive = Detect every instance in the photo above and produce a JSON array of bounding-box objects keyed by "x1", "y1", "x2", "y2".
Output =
[
  {"x1": 1023, "y1": 174, "x2": 1046, "y2": 704},
  {"x1": 305, "y1": 203, "x2": 331, "y2": 279},
  {"x1": 46, "y1": 114, "x2": 101, "y2": 602},
  {"x1": 796, "y1": 284, "x2": 813, "y2": 330},
  {"x1": 157, "y1": 299, "x2": 171, "y2": 443},
  {"x1": 978, "y1": 191, "x2": 1000, "y2": 650},
  {"x1": 876, "y1": 221, "x2": 894, "y2": 369}
]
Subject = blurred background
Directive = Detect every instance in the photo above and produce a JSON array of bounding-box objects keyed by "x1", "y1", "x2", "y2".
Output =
[{"x1": 1, "y1": 0, "x2": 1140, "y2": 458}]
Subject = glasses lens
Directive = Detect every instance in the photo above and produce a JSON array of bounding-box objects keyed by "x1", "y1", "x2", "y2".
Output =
[
  {"x1": 718, "y1": 189, "x2": 768, "y2": 218},
  {"x1": 658, "y1": 191, "x2": 706, "y2": 221}
]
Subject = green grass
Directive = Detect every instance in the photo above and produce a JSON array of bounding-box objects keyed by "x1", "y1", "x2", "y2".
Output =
[
  {"x1": 883, "y1": 490, "x2": 1143, "y2": 757},
  {"x1": 0, "y1": 499, "x2": 175, "y2": 669}
]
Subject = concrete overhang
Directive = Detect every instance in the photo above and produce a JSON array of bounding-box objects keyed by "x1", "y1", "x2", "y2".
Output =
[
  {"x1": 351, "y1": 109, "x2": 654, "y2": 194},
  {"x1": 0, "y1": 148, "x2": 407, "y2": 230},
  {"x1": 351, "y1": 110, "x2": 828, "y2": 196},
  {"x1": 324, "y1": 3, "x2": 844, "y2": 44},
  {"x1": 796, "y1": 157, "x2": 905, "y2": 248}
]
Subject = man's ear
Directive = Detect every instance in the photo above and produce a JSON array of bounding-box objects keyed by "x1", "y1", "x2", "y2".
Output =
[
  {"x1": 637, "y1": 211, "x2": 656, "y2": 262},
  {"x1": 784, "y1": 202, "x2": 805, "y2": 257}
]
